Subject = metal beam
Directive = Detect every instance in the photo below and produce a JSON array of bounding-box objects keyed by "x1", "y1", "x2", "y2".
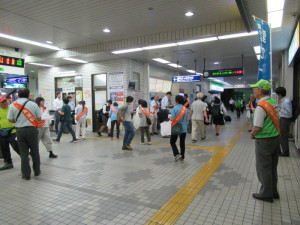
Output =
[{"x1": 235, "y1": 0, "x2": 252, "y2": 32}]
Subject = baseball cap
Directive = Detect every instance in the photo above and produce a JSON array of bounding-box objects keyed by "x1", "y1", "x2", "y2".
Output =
[
  {"x1": 0, "y1": 95, "x2": 7, "y2": 102},
  {"x1": 250, "y1": 79, "x2": 272, "y2": 91}
]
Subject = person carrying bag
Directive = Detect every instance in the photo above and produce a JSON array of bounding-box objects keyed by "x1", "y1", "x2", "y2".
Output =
[{"x1": 170, "y1": 96, "x2": 189, "y2": 163}]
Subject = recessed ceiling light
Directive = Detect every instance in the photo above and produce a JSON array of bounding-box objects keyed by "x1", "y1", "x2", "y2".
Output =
[
  {"x1": 152, "y1": 58, "x2": 171, "y2": 64},
  {"x1": 63, "y1": 57, "x2": 88, "y2": 63},
  {"x1": 46, "y1": 41, "x2": 53, "y2": 44},
  {"x1": 168, "y1": 63, "x2": 182, "y2": 68},
  {"x1": 0, "y1": 33, "x2": 63, "y2": 50},
  {"x1": 185, "y1": 11, "x2": 194, "y2": 17},
  {"x1": 28, "y1": 63, "x2": 53, "y2": 67},
  {"x1": 186, "y1": 70, "x2": 196, "y2": 73},
  {"x1": 238, "y1": 78, "x2": 242, "y2": 79},
  {"x1": 253, "y1": 46, "x2": 261, "y2": 54},
  {"x1": 214, "y1": 62, "x2": 220, "y2": 65},
  {"x1": 268, "y1": 10, "x2": 283, "y2": 28},
  {"x1": 103, "y1": 28, "x2": 110, "y2": 33}
]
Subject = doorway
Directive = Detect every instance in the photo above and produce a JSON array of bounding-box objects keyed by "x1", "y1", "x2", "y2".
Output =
[{"x1": 92, "y1": 74, "x2": 107, "y2": 132}]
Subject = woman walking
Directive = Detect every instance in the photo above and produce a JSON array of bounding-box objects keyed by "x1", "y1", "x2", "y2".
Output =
[
  {"x1": 53, "y1": 98, "x2": 79, "y2": 143},
  {"x1": 138, "y1": 100, "x2": 151, "y2": 145},
  {"x1": 109, "y1": 102, "x2": 120, "y2": 140},
  {"x1": 170, "y1": 95, "x2": 189, "y2": 163},
  {"x1": 75, "y1": 101, "x2": 88, "y2": 140},
  {"x1": 211, "y1": 97, "x2": 227, "y2": 136},
  {"x1": 35, "y1": 97, "x2": 57, "y2": 158}
]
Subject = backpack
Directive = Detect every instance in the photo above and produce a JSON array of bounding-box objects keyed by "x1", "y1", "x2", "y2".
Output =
[{"x1": 212, "y1": 104, "x2": 222, "y2": 118}]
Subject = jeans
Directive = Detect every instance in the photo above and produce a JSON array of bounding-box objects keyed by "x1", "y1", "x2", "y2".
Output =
[
  {"x1": 0, "y1": 133, "x2": 20, "y2": 164},
  {"x1": 56, "y1": 120, "x2": 77, "y2": 141},
  {"x1": 110, "y1": 120, "x2": 120, "y2": 138},
  {"x1": 123, "y1": 121, "x2": 135, "y2": 147},
  {"x1": 170, "y1": 133, "x2": 187, "y2": 159}
]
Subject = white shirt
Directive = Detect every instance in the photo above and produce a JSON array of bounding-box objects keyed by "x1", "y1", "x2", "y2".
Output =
[
  {"x1": 253, "y1": 96, "x2": 270, "y2": 128},
  {"x1": 191, "y1": 100, "x2": 207, "y2": 120},
  {"x1": 40, "y1": 107, "x2": 52, "y2": 127},
  {"x1": 150, "y1": 101, "x2": 159, "y2": 117},
  {"x1": 53, "y1": 98, "x2": 63, "y2": 111},
  {"x1": 279, "y1": 96, "x2": 293, "y2": 118},
  {"x1": 229, "y1": 99, "x2": 235, "y2": 105},
  {"x1": 161, "y1": 96, "x2": 169, "y2": 110}
]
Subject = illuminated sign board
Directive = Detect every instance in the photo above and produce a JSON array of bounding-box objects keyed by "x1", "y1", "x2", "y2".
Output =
[
  {"x1": 210, "y1": 82, "x2": 224, "y2": 92},
  {"x1": 0, "y1": 55, "x2": 25, "y2": 68},
  {"x1": 288, "y1": 21, "x2": 300, "y2": 65},
  {"x1": 6, "y1": 76, "x2": 28, "y2": 84},
  {"x1": 172, "y1": 75, "x2": 200, "y2": 83},
  {"x1": 3, "y1": 83, "x2": 27, "y2": 89},
  {"x1": 0, "y1": 68, "x2": 4, "y2": 71},
  {"x1": 206, "y1": 68, "x2": 244, "y2": 77}
]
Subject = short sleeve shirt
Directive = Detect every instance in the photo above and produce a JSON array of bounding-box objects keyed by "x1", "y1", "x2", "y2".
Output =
[
  {"x1": 7, "y1": 98, "x2": 42, "y2": 128},
  {"x1": 191, "y1": 100, "x2": 206, "y2": 120},
  {"x1": 171, "y1": 104, "x2": 188, "y2": 133},
  {"x1": 110, "y1": 106, "x2": 118, "y2": 121},
  {"x1": 253, "y1": 96, "x2": 270, "y2": 128},
  {"x1": 61, "y1": 104, "x2": 72, "y2": 121}
]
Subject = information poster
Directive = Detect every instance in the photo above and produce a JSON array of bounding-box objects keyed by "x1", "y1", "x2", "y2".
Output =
[
  {"x1": 39, "y1": 89, "x2": 52, "y2": 108},
  {"x1": 84, "y1": 89, "x2": 91, "y2": 99},
  {"x1": 108, "y1": 72, "x2": 125, "y2": 105}
]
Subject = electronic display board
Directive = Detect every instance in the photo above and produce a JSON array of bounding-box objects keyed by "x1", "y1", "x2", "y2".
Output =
[
  {"x1": 6, "y1": 76, "x2": 28, "y2": 84},
  {"x1": 206, "y1": 68, "x2": 244, "y2": 77},
  {"x1": 0, "y1": 56, "x2": 25, "y2": 68}
]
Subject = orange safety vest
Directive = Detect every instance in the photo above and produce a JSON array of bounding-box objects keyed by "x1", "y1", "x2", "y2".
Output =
[
  {"x1": 140, "y1": 107, "x2": 150, "y2": 118},
  {"x1": 13, "y1": 102, "x2": 45, "y2": 128},
  {"x1": 171, "y1": 102, "x2": 189, "y2": 127},
  {"x1": 76, "y1": 107, "x2": 88, "y2": 120},
  {"x1": 258, "y1": 101, "x2": 280, "y2": 133},
  {"x1": 110, "y1": 105, "x2": 118, "y2": 114}
]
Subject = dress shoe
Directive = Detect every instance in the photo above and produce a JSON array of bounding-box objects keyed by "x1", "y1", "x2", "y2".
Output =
[
  {"x1": 252, "y1": 193, "x2": 273, "y2": 203},
  {"x1": 0, "y1": 163, "x2": 13, "y2": 171},
  {"x1": 273, "y1": 194, "x2": 280, "y2": 199},
  {"x1": 126, "y1": 145, "x2": 133, "y2": 150},
  {"x1": 49, "y1": 152, "x2": 58, "y2": 158},
  {"x1": 122, "y1": 146, "x2": 131, "y2": 150},
  {"x1": 34, "y1": 171, "x2": 41, "y2": 177},
  {"x1": 22, "y1": 176, "x2": 30, "y2": 180}
]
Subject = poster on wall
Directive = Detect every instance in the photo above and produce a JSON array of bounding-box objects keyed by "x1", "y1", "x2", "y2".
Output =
[
  {"x1": 76, "y1": 90, "x2": 83, "y2": 101},
  {"x1": 109, "y1": 86, "x2": 124, "y2": 104},
  {"x1": 108, "y1": 72, "x2": 124, "y2": 86},
  {"x1": 108, "y1": 72, "x2": 125, "y2": 104},
  {"x1": 84, "y1": 89, "x2": 91, "y2": 99},
  {"x1": 39, "y1": 89, "x2": 52, "y2": 108}
]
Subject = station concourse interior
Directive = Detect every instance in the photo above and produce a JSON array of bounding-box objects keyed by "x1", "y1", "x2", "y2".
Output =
[{"x1": 0, "y1": 0, "x2": 300, "y2": 225}]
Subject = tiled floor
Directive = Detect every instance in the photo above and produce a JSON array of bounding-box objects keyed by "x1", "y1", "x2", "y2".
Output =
[{"x1": 0, "y1": 113, "x2": 299, "y2": 225}]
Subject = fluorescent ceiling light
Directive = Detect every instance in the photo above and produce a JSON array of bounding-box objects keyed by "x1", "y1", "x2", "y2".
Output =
[
  {"x1": 177, "y1": 37, "x2": 218, "y2": 45},
  {"x1": 186, "y1": 70, "x2": 196, "y2": 73},
  {"x1": 143, "y1": 43, "x2": 177, "y2": 50},
  {"x1": 152, "y1": 58, "x2": 171, "y2": 64},
  {"x1": 28, "y1": 63, "x2": 53, "y2": 67},
  {"x1": 112, "y1": 48, "x2": 143, "y2": 54},
  {"x1": 256, "y1": 54, "x2": 261, "y2": 60},
  {"x1": 238, "y1": 78, "x2": 242, "y2": 79},
  {"x1": 103, "y1": 28, "x2": 110, "y2": 33},
  {"x1": 196, "y1": 72, "x2": 203, "y2": 75},
  {"x1": 63, "y1": 57, "x2": 88, "y2": 63},
  {"x1": 58, "y1": 71, "x2": 77, "y2": 74},
  {"x1": 214, "y1": 62, "x2": 220, "y2": 65},
  {"x1": 218, "y1": 31, "x2": 258, "y2": 40},
  {"x1": 0, "y1": 33, "x2": 63, "y2": 50},
  {"x1": 185, "y1": 11, "x2": 194, "y2": 17},
  {"x1": 253, "y1": 46, "x2": 261, "y2": 54},
  {"x1": 267, "y1": 0, "x2": 285, "y2": 12},
  {"x1": 46, "y1": 41, "x2": 53, "y2": 44},
  {"x1": 268, "y1": 10, "x2": 283, "y2": 28},
  {"x1": 168, "y1": 63, "x2": 182, "y2": 68}
]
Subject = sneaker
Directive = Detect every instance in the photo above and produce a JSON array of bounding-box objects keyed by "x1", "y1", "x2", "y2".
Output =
[
  {"x1": 192, "y1": 140, "x2": 197, "y2": 143},
  {"x1": 53, "y1": 139, "x2": 60, "y2": 143},
  {"x1": 122, "y1": 146, "x2": 132, "y2": 151},
  {"x1": 126, "y1": 145, "x2": 133, "y2": 150},
  {"x1": 174, "y1": 154, "x2": 182, "y2": 162},
  {"x1": 140, "y1": 142, "x2": 145, "y2": 145},
  {"x1": 34, "y1": 171, "x2": 41, "y2": 177},
  {"x1": 147, "y1": 142, "x2": 151, "y2": 145},
  {"x1": 180, "y1": 158, "x2": 184, "y2": 163},
  {"x1": 0, "y1": 163, "x2": 14, "y2": 171},
  {"x1": 201, "y1": 137, "x2": 206, "y2": 140},
  {"x1": 49, "y1": 152, "x2": 58, "y2": 159},
  {"x1": 71, "y1": 139, "x2": 80, "y2": 143},
  {"x1": 97, "y1": 132, "x2": 102, "y2": 137},
  {"x1": 22, "y1": 176, "x2": 30, "y2": 180}
]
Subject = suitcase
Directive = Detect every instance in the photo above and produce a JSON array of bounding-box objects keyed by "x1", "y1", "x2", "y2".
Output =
[{"x1": 224, "y1": 115, "x2": 231, "y2": 122}]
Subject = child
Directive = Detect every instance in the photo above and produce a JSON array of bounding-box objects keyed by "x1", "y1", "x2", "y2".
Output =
[
  {"x1": 138, "y1": 100, "x2": 151, "y2": 145},
  {"x1": 75, "y1": 101, "x2": 88, "y2": 140},
  {"x1": 109, "y1": 102, "x2": 120, "y2": 140}
]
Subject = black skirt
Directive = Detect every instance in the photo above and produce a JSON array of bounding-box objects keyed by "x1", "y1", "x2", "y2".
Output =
[{"x1": 212, "y1": 116, "x2": 225, "y2": 125}]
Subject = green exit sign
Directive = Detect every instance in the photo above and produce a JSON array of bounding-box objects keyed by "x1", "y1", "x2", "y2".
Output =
[{"x1": 0, "y1": 68, "x2": 4, "y2": 71}]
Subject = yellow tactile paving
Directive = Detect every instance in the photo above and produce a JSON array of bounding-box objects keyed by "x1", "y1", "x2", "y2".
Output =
[{"x1": 144, "y1": 123, "x2": 248, "y2": 225}]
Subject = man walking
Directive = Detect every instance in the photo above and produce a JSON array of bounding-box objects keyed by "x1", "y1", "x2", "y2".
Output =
[
  {"x1": 250, "y1": 80, "x2": 280, "y2": 203},
  {"x1": 53, "y1": 92, "x2": 63, "y2": 133},
  {"x1": 8, "y1": 88, "x2": 42, "y2": 180},
  {"x1": 275, "y1": 87, "x2": 293, "y2": 157},
  {"x1": 0, "y1": 95, "x2": 20, "y2": 170},
  {"x1": 189, "y1": 92, "x2": 208, "y2": 143},
  {"x1": 149, "y1": 96, "x2": 159, "y2": 135}
]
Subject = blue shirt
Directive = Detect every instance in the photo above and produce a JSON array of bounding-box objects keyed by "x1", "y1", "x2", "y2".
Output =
[
  {"x1": 171, "y1": 104, "x2": 189, "y2": 133},
  {"x1": 279, "y1": 96, "x2": 292, "y2": 118},
  {"x1": 110, "y1": 106, "x2": 119, "y2": 121}
]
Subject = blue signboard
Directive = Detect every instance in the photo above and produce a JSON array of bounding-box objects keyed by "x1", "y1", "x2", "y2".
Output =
[
  {"x1": 6, "y1": 76, "x2": 28, "y2": 84},
  {"x1": 172, "y1": 75, "x2": 200, "y2": 83},
  {"x1": 254, "y1": 18, "x2": 271, "y2": 81}
]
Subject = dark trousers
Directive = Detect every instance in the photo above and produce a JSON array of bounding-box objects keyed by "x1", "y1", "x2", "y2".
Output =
[
  {"x1": 230, "y1": 105, "x2": 234, "y2": 112},
  {"x1": 56, "y1": 120, "x2": 76, "y2": 141},
  {"x1": 140, "y1": 126, "x2": 151, "y2": 143},
  {"x1": 280, "y1": 117, "x2": 292, "y2": 155},
  {"x1": 236, "y1": 108, "x2": 241, "y2": 118},
  {"x1": 55, "y1": 111, "x2": 60, "y2": 132},
  {"x1": 0, "y1": 133, "x2": 20, "y2": 164},
  {"x1": 170, "y1": 133, "x2": 186, "y2": 159},
  {"x1": 110, "y1": 120, "x2": 120, "y2": 138},
  {"x1": 16, "y1": 127, "x2": 40, "y2": 177},
  {"x1": 255, "y1": 137, "x2": 280, "y2": 197}
]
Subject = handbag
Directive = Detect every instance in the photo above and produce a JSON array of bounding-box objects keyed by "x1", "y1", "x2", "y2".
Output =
[
  {"x1": 0, "y1": 128, "x2": 14, "y2": 137},
  {"x1": 171, "y1": 123, "x2": 183, "y2": 135}
]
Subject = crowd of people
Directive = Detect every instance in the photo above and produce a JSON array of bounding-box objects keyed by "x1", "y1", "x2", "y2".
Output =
[{"x1": 0, "y1": 82, "x2": 298, "y2": 206}]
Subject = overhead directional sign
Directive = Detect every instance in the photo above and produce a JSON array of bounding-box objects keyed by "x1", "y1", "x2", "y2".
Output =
[
  {"x1": 172, "y1": 75, "x2": 200, "y2": 83},
  {"x1": 206, "y1": 68, "x2": 244, "y2": 77}
]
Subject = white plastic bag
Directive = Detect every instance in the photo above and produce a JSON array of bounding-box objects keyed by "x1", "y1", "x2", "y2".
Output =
[
  {"x1": 160, "y1": 121, "x2": 172, "y2": 137},
  {"x1": 107, "y1": 118, "x2": 111, "y2": 129},
  {"x1": 133, "y1": 114, "x2": 141, "y2": 130},
  {"x1": 246, "y1": 110, "x2": 251, "y2": 119}
]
